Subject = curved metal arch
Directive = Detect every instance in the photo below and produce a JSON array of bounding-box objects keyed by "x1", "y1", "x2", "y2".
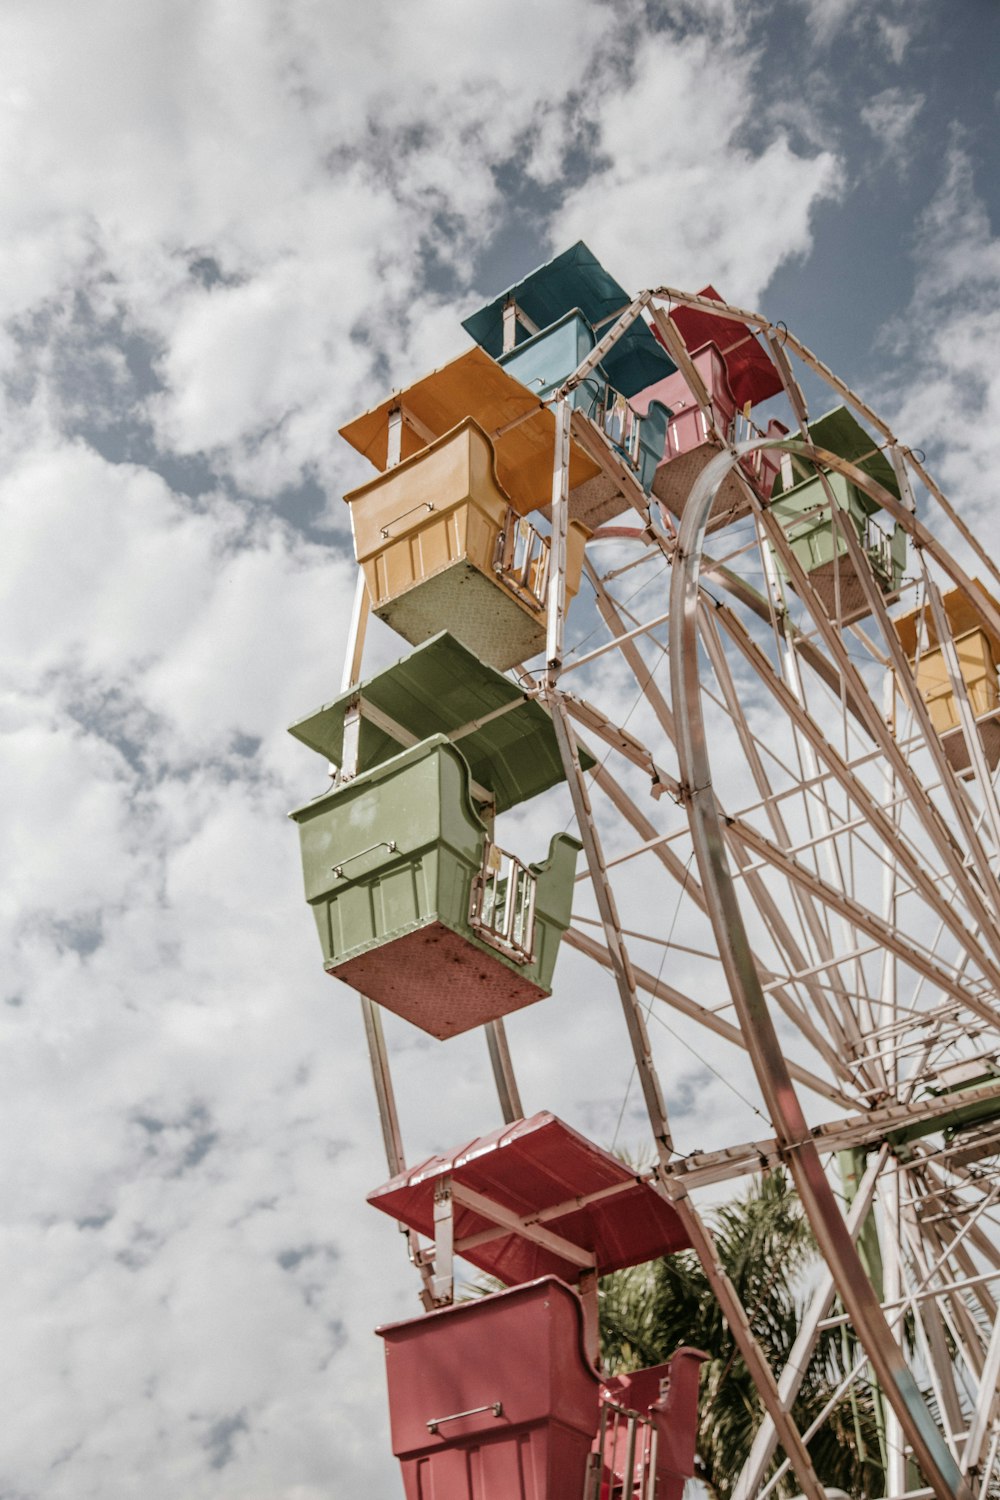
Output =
[{"x1": 668, "y1": 436, "x2": 973, "y2": 1500}]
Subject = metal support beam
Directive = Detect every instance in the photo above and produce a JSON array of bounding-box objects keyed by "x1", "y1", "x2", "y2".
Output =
[
  {"x1": 731, "y1": 1146, "x2": 891, "y2": 1500},
  {"x1": 563, "y1": 924, "x2": 854, "y2": 1109},
  {"x1": 546, "y1": 398, "x2": 572, "y2": 678},
  {"x1": 669, "y1": 439, "x2": 972, "y2": 1500},
  {"x1": 546, "y1": 693, "x2": 674, "y2": 1153},
  {"x1": 665, "y1": 1187, "x2": 829, "y2": 1500},
  {"x1": 484, "y1": 1019, "x2": 524, "y2": 1124},
  {"x1": 360, "y1": 995, "x2": 405, "y2": 1175}
]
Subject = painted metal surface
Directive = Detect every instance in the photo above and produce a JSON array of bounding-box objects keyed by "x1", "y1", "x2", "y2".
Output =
[
  {"x1": 289, "y1": 736, "x2": 580, "y2": 1037},
  {"x1": 500, "y1": 307, "x2": 601, "y2": 404},
  {"x1": 289, "y1": 631, "x2": 594, "y2": 814},
  {"x1": 771, "y1": 467, "x2": 907, "y2": 622},
  {"x1": 639, "y1": 340, "x2": 737, "y2": 452},
  {"x1": 768, "y1": 409, "x2": 907, "y2": 621},
  {"x1": 661, "y1": 283, "x2": 783, "y2": 408},
  {"x1": 638, "y1": 341, "x2": 744, "y2": 528},
  {"x1": 343, "y1": 418, "x2": 589, "y2": 669},
  {"x1": 772, "y1": 402, "x2": 902, "y2": 498},
  {"x1": 339, "y1": 345, "x2": 601, "y2": 511},
  {"x1": 368, "y1": 1112, "x2": 691, "y2": 1285},
  {"x1": 461, "y1": 239, "x2": 674, "y2": 396},
  {"x1": 377, "y1": 1277, "x2": 601, "y2": 1500},
  {"x1": 669, "y1": 437, "x2": 972, "y2": 1500},
  {"x1": 498, "y1": 309, "x2": 670, "y2": 493},
  {"x1": 600, "y1": 1348, "x2": 707, "y2": 1500},
  {"x1": 632, "y1": 343, "x2": 787, "y2": 528},
  {"x1": 894, "y1": 580, "x2": 1000, "y2": 775}
]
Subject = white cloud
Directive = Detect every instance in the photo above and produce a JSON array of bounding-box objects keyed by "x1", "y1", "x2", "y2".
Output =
[
  {"x1": 879, "y1": 147, "x2": 1000, "y2": 536},
  {"x1": 797, "y1": 0, "x2": 923, "y2": 57},
  {"x1": 798, "y1": 0, "x2": 865, "y2": 44},
  {"x1": 0, "y1": 0, "x2": 624, "y2": 498},
  {"x1": 860, "y1": 86, "x2": 925, "y2": 165},
  {"x1": 877, "y1": 16, "x2": 912, "y2": 64},
  {"x1": 547, "y1": 27, "x2": 843, "y2": 304}
]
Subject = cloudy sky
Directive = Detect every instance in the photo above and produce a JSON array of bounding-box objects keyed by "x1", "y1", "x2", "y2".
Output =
[{"x1": 2, "y1": 1, "x2": 1000, "y2": 1496}]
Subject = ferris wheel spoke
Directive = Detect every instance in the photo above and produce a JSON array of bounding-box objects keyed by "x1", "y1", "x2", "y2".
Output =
[
  {"x1": 581, "y1": 572, "x2": 887, "y2": 1074},
  {"x1": 562, "y1": 923, "x2": 855, "y2": 1108},
  {"x1": 924, "y1": 1212, "x2": 1000, "y2": 1331},
  {"x1": 916, "y1": 1168, "x2": 1000, "y2": 1291},
  {"x1": 915, "y1": 1212, "x2": 993, "y2": 1389},
  {"x1": 722, "y1": 838, "x2": 865, "y2": 1081},
  {"x1": 899, "y1": 1177, "x2": 1000, "y2": 1369},
  {"x1": 669, "y1": 440, "x2": 976, "y2": 1500},
  {"x1": 697, "y1": 600, "x2": 879, "y2": 1073},
  {"x1": 727, "y1": 818, "x2": 978, "y2": 1010},
  {"x1": 585, "y1": 561, "x2": 678, "y2": 738},
  {"x1": 828, "y1": 502, "x2": 1000, "y2": 920},
  {"x1": 756, "y1": 501, "x2": 1000, "y2": 966},
  {"x1": 566, "y1": 686, "x2": 991, "y2": 1081},
  {"x1": 963, "y1": 1312, "x2": 1000, "y2": 1478},
  {"x1": 572, "y1": 711, "x2": 872, "y2": 1079},
  {"x1": 545, "y1": 689, "x2": 676, "y2": 1156},
  {"x1": 905, "y1": 1170, "x2": 1000, "y2": 1440},
  {"x1": 704, "y1": 585, "x2": 1000, "y2": 1000},
  {"x1": 703, "y1": 553, "x2": 875, "y2": 727},
  {"x1": 900, "y1": 1192, "x2": 980, "y2": 1446},
  {"x1": 660, "y1": 1188, "x2": 831, "y2": 1500},
  {"x1": 586, "y1": 757, "x2": 709, "y2": 910}
]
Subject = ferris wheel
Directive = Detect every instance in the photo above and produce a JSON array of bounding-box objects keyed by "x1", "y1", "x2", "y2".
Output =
[{"x1": 290, "y1": 241, "x2": 1000, "y2": 1500}]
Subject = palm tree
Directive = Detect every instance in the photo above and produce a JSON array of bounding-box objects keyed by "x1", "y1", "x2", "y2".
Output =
[{"x1": 598, "y1": 1170, "x2": 886, "y2": 1500}]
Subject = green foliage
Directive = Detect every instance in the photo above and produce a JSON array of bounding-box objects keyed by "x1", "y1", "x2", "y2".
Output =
[{"x1": 599, "y1": 1171, "x2": 886, "y2": 1500}]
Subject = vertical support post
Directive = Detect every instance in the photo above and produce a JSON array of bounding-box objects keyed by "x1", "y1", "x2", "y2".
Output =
[
  {"x1": 361, "y1": 995, "x2": 406, "y2": 1176},
  {"x1": 431, "y1": 1177, "x2": 454, "y2": 1304},
  {"x1": 340, "y1": 569, "x2": 370, "y2": 695},
  {"x1": 339, "y1": 541, "x2": 406, "y2": 1200},
  {"x1": 340, "y1": 700, "x2": 361, "y2": 780},
  {"x1": 887, "y1": 443, "x2": 919, "y2": 515},
  {"x1": 881, "y1": 1161, "x2": 908, "y2": 1499},
  {"x1": 546, "y1": 693, "x2": 673, "y2": 1155},
  {"x1": 478, "y1": 804, "x2": 527, "y2": 1124},
  {"x1": 484, "y1": 1019, "x2": 524, "y2": 1124},
  {"x1": 386, "y1": 405, "x2": 403, "y2": 469},
  {"x1": 546, "y1": 397, "x2": 572, "y2": 683},
  {"x1": 502, "y1": 298, "x2": 518, "y2": 353}
]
